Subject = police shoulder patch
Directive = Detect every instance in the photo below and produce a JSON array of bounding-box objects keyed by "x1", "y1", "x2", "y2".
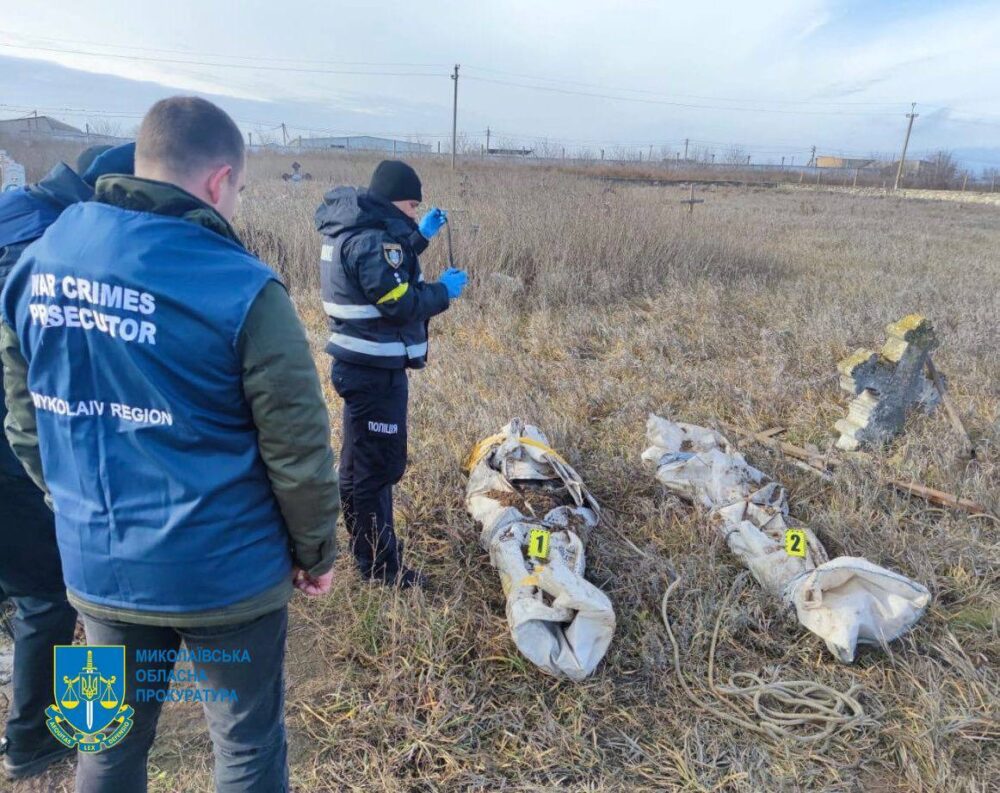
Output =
[{"x1": 382, "y1": 243, "x2": 404, "y2": 268}]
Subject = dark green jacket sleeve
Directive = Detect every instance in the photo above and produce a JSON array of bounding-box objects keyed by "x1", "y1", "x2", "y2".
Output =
[
  {"x1": 238, "y1": 282, "x2": 340, "y2": 576},
  {"x1": 1, "y1": 318, "x2": 50, "y2": 498}
]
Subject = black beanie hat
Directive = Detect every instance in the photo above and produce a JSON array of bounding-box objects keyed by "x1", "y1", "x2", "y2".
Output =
[{"x1": 369, "y1": 160, "x2": 422, "y2": 202}]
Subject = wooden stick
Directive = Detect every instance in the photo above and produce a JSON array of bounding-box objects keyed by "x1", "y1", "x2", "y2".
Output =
[
  {"x1": 925, "y1": 357, "x2": 975, "y2": 458},
  {"x1": 720, "y1": 423, "x2": 836, "y2": 471},
  {"x1": 721, "y1": 422, "x2": 991, "y2": 516},
  {"x1": 886, "y1": 479, "x2": 988, "y2": 514}
]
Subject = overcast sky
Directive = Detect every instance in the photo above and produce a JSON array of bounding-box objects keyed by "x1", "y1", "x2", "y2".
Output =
[{"x1": 1, "y1": 0, "x2": 998, "y2": 165}]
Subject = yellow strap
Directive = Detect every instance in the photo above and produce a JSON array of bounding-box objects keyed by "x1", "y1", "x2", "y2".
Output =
[
  {"x1": 517, "y1": 437, "x2": 570, "y2": 467},
  {"x1": 462, "y1": 434, "x2": 570, "y2": 473},
  {"x1": 376, "y1": 281, "x2": 409, "y2": 305}
]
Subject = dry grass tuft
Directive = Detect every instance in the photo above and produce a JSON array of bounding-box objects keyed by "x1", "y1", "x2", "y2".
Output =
[{"x1": 5, "y1": 151, "x2": 998, "y2": 792}]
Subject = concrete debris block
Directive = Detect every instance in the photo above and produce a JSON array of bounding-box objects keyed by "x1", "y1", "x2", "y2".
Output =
[
  {"x1": 644, "y1": 414, "x2": 931, "y2": 663},
  {"x1": 835, "y1": 314, "x2": 941, "y2": 451},
  {"x1": 464, "y1": 419, "x2": 615, "y2": 681}
]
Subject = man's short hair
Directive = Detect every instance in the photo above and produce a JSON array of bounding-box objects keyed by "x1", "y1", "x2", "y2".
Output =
[{"x1": 137, "y1": 97, "x2": 244, "y2": 180}]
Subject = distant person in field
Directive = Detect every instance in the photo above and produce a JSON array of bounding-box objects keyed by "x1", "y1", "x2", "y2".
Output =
[
  {"x1": 315, "y1": 160, "x2": 467, "y2": 588},
  {"x1": 0, "y1": 141, "x2": 134, "y2": 782},
  {"x1": 1, "y1": 96, "x2": 340, "y2": 792}
]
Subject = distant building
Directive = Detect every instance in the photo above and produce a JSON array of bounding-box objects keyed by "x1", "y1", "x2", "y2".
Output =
[
  {"x1": 291, "y1": 135, "x2": 431, "y2": 153},
  {"x1": 815, "y1": 154, "x2": 934, "y2": 176},
  {"x1": 0, "y1": 115, "x2": 126, "y2": 145},
  {"x1": 488, "y1": 147, "x2": 534, "y2": 157},
  {"x1": 0, "y1": 115, "x2": 85, "y2": 139},
  {"x1": 889, "y1": 159, "x2": 935, "y2": 177},
  {"x1": 815, "y1": 155, "x2": 878, "y2": 170}
]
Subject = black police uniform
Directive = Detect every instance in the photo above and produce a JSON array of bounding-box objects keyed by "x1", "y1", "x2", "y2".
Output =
[{"x1": 315, "y1": 186, "x2": 450, "y2": 581}]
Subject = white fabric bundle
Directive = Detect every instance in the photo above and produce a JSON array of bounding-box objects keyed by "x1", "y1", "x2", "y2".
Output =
[
  {"x1": 643, "y1": 415, "x2": 930, "y2": 662},
  {"x1": 465, "y1": 420, "x2": 615, "y2": 680}
]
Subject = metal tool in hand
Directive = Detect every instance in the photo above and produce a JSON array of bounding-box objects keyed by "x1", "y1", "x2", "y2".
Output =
[{"x1": 444, "y1": 215, "x2": 456, "y2": 269}]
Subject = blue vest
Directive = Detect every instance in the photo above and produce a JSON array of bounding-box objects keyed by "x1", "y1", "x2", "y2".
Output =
[
  {"x1": 1, "y1": 202, "x2": 293, "y2": 613},
  {"x1": 321, "y1": 230, "x2": 430, "y2": 369}
]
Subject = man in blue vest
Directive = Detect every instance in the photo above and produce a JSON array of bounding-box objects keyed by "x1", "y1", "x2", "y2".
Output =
[
  {"x1": 1, "y1": 97, "x2": 340, "y2": 792},
  {"x1": 0, "y1": 142, "x2": 134, "y2": 781},
  {"x1": 316, "y1": 161, "x2": 467, "y2": 588}
]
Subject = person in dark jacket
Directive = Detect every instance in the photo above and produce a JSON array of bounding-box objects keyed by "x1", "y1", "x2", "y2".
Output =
[
  {"x1": 0, "y1": 142, "x2": 134, "y2": 782},
  {"x1": 2, "y1": 97, "x2": 339, "y2": 792},
  {"x1": 316, "y1": 160, "x2": 467, "y2": 588}
]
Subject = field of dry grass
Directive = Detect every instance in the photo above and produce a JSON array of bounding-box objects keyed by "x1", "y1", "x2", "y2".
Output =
[{"x1": 5, "y1": 151, "x2": 999, "y2": 792}]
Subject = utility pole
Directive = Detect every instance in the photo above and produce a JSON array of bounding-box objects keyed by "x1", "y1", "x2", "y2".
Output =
[
  {"x1": 450, "y1": 64, "x2": 460, "y2": 169},
  {"x1": 893, "y1": 103, "x2": 918, "y2": 191},
  {"x1": 781, "y1": 156, "x2": 785, "y2": 168},
  {"x1": 281, "y1": 123, "x2": 288, "y2": 146},
  {"x1": 808, "y1": 146, "x2": 816, "y2": 167},
  {"x1": 600, "y1": 148, "x2": 604, "y2": 160},
  {"x1": 248, "y1": 131, "x2": 252, "y2": 147},
  {"x1": 683, "y1": 138, "x2": 689, "y2": 160},
  {"x1": 485, "y1": 126, "x2": 490, "y2": 154}
]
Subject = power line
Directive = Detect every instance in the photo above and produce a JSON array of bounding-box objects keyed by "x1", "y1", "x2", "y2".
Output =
[
  {"x1": 463, "y1": 75, "x2": 904, "y2": 117},
  {"x1": 0, "y1": 42, "x2": 446, "y2": 77},
  {"x1": 463, "y1": 65, "x2": 910, "y2": 108},
  {"x1": 0, "y1": 30, "x2": 450, "y2": 69}
]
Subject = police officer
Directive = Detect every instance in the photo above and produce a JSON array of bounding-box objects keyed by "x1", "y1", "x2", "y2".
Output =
[
  {"x1": 0, "y1": 142, "x2": 133, "y2": 782},
  {"x1": 1, "y1": 97, "x2": 340, "y2": 792},
  {"x1": 316, "y1": 160, "x2": 467, "y2": 588}
]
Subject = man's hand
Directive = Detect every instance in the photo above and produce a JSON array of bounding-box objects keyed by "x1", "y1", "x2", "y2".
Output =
[
  {"x1": 293, "y1": 567, "x2": 334, "y2": 597},
  {"x1": 439, "y1": 267, "x2": 468, "y2": 299},
  {"x1": 418, "y1": 208, "x2": 447, "y2": 239}
]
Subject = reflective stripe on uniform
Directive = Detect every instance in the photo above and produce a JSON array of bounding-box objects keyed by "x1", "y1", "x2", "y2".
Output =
[
  {"x1": 328, "y1": 333, "x2": 406, "y2": 357},
  {"x1": 376, "y1": 282, "x2": 409, "y2": 305},
  {"x1": 323, "y1": 301, "x2": 381, "y2": 320},
  {"x1": 320, "y1": 244, "x2": 335, "y2": 261},
  {"x1": 406, "y1": 342, "x2": 428, "y2": 358}
]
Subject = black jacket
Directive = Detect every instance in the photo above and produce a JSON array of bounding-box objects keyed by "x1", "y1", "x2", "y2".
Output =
[
  {"x1": 315, "y1": 187, "x2": 449, "y2": 369},
  {"x1": 0, "y1": 163, "x2": 91, "y2": 597}
]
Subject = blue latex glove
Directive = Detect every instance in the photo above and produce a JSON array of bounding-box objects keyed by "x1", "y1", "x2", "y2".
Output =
[
  {"x1": 439, "y1": 267, "x2": 468, "y2": 299},
  {"x1": 418, "y1": 207, "x2": 447, "y2": 239}
]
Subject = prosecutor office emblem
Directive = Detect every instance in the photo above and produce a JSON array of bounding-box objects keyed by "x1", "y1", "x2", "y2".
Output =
[
  {"x1": 46, "y1": 646, "x2": 134, "y2": 753},
  {"x1": 382, "y1": 242, "x2": 404, "y2": 268}
]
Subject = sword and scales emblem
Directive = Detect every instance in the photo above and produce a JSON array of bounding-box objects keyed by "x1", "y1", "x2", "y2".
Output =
[{"x1": 59, "y1": 650, "x2": 119, "y2": 730}]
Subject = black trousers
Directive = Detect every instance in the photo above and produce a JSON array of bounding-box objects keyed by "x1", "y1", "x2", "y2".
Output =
[
  {"x1": 3, "y1": 595, "x2": 78, "y2": 761},
  {"x1": 1, "y1": 473, "x2": 78, "y2": 761},
  {"x1": 332, "y1": 359, "x2": 409, "y2": 580},
  {"x1": 75, "y1": 608, "x2": 289, "y2": 793}
]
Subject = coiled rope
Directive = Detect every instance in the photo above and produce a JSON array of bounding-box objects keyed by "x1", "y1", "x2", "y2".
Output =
[{"x1": 660, "y1": 573, "x2": 870, "y2": 748}]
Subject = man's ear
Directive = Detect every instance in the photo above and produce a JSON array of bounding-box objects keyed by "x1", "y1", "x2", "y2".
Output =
[{"x1": 205, "y1": 164, "x2": 233, "y2": 206}]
